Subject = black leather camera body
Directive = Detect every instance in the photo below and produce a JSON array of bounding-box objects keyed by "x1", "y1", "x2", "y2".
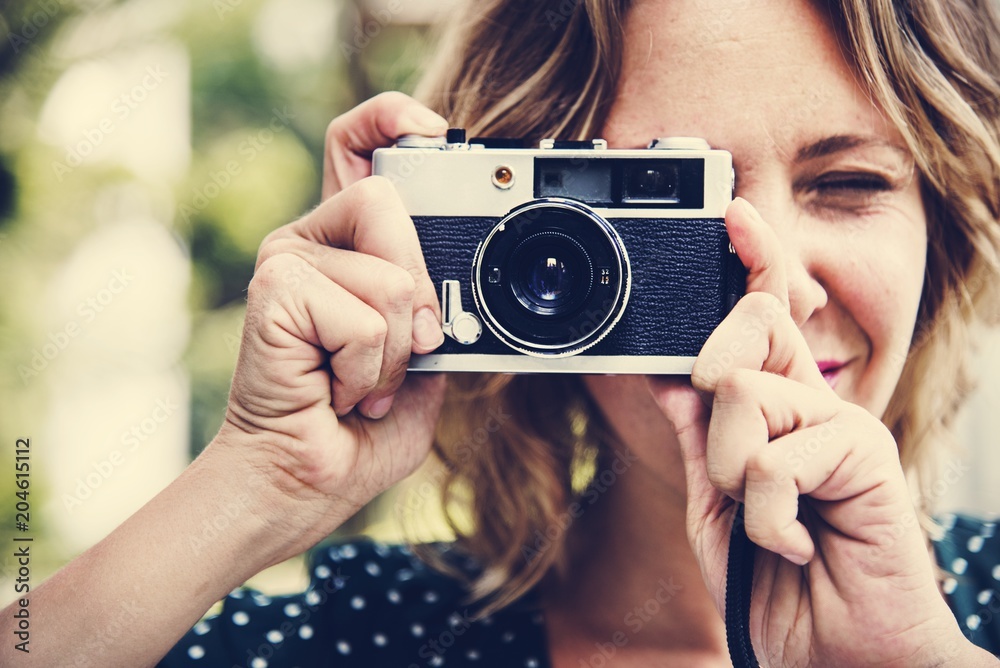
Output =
[{"x1": 372, "y1": 131, "x2": 745, "y2": 374}]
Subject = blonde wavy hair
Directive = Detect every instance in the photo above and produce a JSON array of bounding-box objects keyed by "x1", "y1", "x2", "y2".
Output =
[{"x1": 401, "y1": 0, "x2": 1000, "y2": 614}]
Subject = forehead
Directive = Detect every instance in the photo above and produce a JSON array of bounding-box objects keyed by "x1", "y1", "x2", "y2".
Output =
[{"x1": 604, "y1": 0, "x2": 899, "y2": 163}]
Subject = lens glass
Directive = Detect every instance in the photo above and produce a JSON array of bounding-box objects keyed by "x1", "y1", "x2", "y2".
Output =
[
  {"x1": 475, "y1": 201, "x2": 629, "y2": 354},
  {"x1": 511, "y1": 235, "x2": 589, "y2": 314}
]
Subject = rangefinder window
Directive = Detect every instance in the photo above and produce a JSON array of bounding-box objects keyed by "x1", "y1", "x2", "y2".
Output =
[
  {"x1": 534, "y1": 157, "x2": 705, "y2": 208},
  {"x1": 535, "y1": 159, "x2": 613, "y2": 205}
]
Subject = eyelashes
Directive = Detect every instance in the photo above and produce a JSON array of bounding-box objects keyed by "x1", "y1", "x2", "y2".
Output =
[{"x1": 796, "y1": 170, "x2": 900, "y2": 215}]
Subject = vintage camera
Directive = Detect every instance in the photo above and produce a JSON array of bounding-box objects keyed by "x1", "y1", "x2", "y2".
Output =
[{"x1": 372, "y1": 130, "x2": 744, "y2": 374}]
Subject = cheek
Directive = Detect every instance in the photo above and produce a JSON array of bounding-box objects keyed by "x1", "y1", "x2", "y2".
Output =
[{"x1": 838, "y1": 216, "x2": 927, "y2": 411}]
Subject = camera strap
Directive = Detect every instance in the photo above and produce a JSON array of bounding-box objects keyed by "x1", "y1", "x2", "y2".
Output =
[{"x1": 725, "y1": 503, "x2": 760, "y2": 667}]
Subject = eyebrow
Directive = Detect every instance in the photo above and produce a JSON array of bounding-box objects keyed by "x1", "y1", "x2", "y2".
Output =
[{"x1": 795, "y1": 134, "x2": 911, "y2": 162}]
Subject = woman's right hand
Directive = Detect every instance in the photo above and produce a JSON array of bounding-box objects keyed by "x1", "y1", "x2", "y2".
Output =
[{"x1": 215, "y1": 92, "x2": 451, "y2": 557}]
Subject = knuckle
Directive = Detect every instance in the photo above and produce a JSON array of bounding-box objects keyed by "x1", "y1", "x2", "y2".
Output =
[
  {"x1": 376, "y1": 265, "x2": 417, "y2": 311},
  {"x1": 351, "y1": 174, "x2": 397, "y2": 204},
  {"x1": 706, "y1": 462, "x2": 742, "y2": 495},
  {"x1": 355, "y1": 313, "x2": 389, "y2": 352},
  {"x1": 714, "y1": 368, "x2": 758, "y2": 404},
  {"x1": 250, "y1": 253, "x2": 298, "y2": 294},
  {"x1": 373, "y1": 90, "x2": 411, "y2": 108}
]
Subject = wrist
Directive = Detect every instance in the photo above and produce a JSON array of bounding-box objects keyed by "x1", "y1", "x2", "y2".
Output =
[{"x1": 199, "y1": 422, "x2": 357, "y2": 565}]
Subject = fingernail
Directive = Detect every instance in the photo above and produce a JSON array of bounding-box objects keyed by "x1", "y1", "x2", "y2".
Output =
[
  {"x1": 413, "y1": 307, "x2": 444, "y2": 350},
  {"x1": 407, "y1": 107, "x2": 448, "y2": 134},
  {"x1": 367, "y1": 395, "x2": 394, "y2": 420},
  {"x1": 781, "y1": 553, "x2": 810, "y2": 566}
]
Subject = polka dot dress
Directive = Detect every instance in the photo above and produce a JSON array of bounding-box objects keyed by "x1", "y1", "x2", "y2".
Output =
[
  {"x1": 159, "y1": 515, "x2": 1000, "y2": 666},
  {"x1": 932, "y1": 514, "x2": 1000, "y2": 654},
  {"x1": 157, "y1": 539, "x2": 550, "y2": 667}
]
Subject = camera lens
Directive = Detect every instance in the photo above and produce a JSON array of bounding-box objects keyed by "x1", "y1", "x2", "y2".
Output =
[
  {"x1": 473, "y1": 198, "x2": 630, "y2": 356},
  {"x1": 511, "y1": 233, "x2": 590, "y2": 314}
]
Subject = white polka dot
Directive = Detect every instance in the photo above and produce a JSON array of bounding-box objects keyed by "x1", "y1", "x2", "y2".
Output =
[
  {"x1": 232, "y1": 611, "x2": 250, "y2": 626},
  {"x1": 982, "y1": 523, "x2": 996, "y2": 538},
  {"x1": 350, "y1": 596, "x2": 366, "y2": 610},
  {"x1": 502, "y1": 631, "x2": 515, "y2": 643},
  {"x1": 328, "y1": 546, "x2": 342, "y2": 561},
  {"x1": 941, "y1": 514, "x2": 957, "y2": 530},
  {"x1": 315, "y1": 565, "x2": 332, "y2": 579},
  {"x1": 365, "y1": 561, "x2": 382, "y2": 576},
  {"x1": 429, "y1": 656, "x2": 444, "y2": 667},
  {"x1": 373, "y1": 632, "x2": 388, "y2": 646},
  {"x1": 253, "y1": 594, "x2": 271, "y2": 606},
  {"x1": 187, "y1": 645, "x2": 205, "y2": 660},
  {"x1": 448, "y1": 613, "x2": 462, "y2": 628},
  {"x1": 193, "y1": 621, "x2": 211, "y2": 635},
  {"x1": 993, "y1": 564, "x2": 1000, "y2": 581},
  {"x1": 943, "y1": 578, "x2": 958, "y2": 595},
  {"x1": 978, "y1": 589, "x2": 994, "y2": 605},
  {"x1": 466, "y1": 649, "x2": 480, "y2": 660},
  {"x1": 968, "y1": 614, "x2": 982, "y2": 631},
  {"x1": 953, "y1": 558, "x2": 969, "y2": 575},
  {"x1": 251, "y1": 659, "x2": 267, "y2": 668},
  {"x1": 526, "y1": 658, "x2": 539, "y2": 668},
  {"x1": 374, "y1": 542, "x2": 390, "y2": 557},
  {"x1": 387, "y1": 589, "x2": 401, "y2": 604},
  {"x1": 397, "y1": 569, "x2": 415, "y2": 581},
  {"x1": 340, "y1": 544, "x2": 358, "y2": 559},
  {"x1": 411, "y1": 623, "x2": 425, "y2": 637},
  {"x1": 481, "y1": 616, "x2": 494, "y2": 626},
  {"x1": 299, "y1": 625, "x2": 314, "y2": 640},
  {"x1": 230, "y1": 589, "x2": 245, "y2": 599},
  {"x1": 424, "y1": 590, "x2": 439, "y2": 604},
  {"x1": 336, "y1": 640, "x2": 351, "y2": 655},
  {"x1": 284, "y1": 603, "x2": 301, "y2": 618},
  {"x1": 305, "y1": 591, "x2": 321, "y2": 606},
  {"x1": 266, "y1": 630, "x2": 283, "y2": 644},
  {"x1": 968, "y1": 536, "x2": 985, "y2": 553},
  {"x1": 333, "y1": 576, "x2": 347, "y2": 590}
]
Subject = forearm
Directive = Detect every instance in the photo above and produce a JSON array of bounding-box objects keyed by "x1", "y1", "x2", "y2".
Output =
[{"x1": 0, "y1": 437, "x2": 298, "y2": 668}]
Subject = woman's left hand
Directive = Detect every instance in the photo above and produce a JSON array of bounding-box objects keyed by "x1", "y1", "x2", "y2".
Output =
[{"x1": 647, "y1": 198, "x2": 986, "y2": 667}]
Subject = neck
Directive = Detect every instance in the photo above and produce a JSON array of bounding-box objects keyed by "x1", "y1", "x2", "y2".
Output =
[{"x1": 541, "y1": 447, "x2": 728, "y2": 665}]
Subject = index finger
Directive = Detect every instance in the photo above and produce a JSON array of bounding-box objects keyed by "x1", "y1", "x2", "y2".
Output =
[
  {"x1": 726, "y1": 197, "x2": 789, "y2": 309},
  {"x1": 323, "y1": 92, "x2": 448, "y2": 200}
]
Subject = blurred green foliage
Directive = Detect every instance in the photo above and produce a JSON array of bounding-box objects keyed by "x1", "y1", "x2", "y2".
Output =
[{"x1": 0, "y1": 0, "x2": 441, "y2": 583}]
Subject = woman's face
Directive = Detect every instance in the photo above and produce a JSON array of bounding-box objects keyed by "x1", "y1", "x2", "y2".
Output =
[{"x1": 585, "y1": 0, "x2": 927, "y2": 461}]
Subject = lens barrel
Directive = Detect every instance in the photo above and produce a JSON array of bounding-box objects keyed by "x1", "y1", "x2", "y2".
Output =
[{"x1": 473, "y1": 198, "x2": 631, "y2": 356}]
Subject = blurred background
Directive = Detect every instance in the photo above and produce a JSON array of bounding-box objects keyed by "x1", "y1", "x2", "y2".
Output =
[{"x1": 0, "y1": 0, "x2": 997, "y2": 606}]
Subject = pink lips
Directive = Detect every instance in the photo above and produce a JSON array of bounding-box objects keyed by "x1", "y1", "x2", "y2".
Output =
[{"x1": 816, "y1": 360, "x2": 846, "y2": 389}]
